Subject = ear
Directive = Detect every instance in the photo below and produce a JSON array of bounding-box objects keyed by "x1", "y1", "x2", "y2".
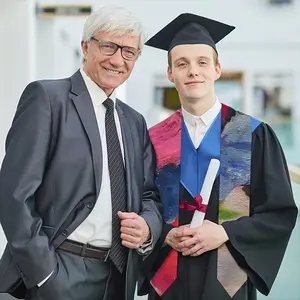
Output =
[
  {"x1": 81, "y1": 40, "x2": 89, "y2": 59},
  {"x1": 215, "y1": 63, "x2": 222, "y2": 81},
  {"x1": 168, "y1": 67, "x2": 174, "y2": 83}
]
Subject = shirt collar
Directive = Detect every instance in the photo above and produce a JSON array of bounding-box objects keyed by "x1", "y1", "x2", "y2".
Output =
[
  {"x1": 182, "y1": 98, "x2": 221, "y2": 127},
  {"x1": 80, "y1": 68, "x2": 116, "y2": 106}
]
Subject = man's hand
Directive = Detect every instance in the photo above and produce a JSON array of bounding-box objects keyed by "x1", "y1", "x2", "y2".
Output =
[
  {"x1": 118, "y1": 212, "x2": 150, "y2": 249},
  {"x1": 176, "y1": 220, "x2": 229, "y2": 256},
  {"x1": 165, "y1": 225, "x2": 191, "y2": 252}
]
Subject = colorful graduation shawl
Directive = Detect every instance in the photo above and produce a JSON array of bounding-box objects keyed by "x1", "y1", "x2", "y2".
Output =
[{"x1": 149, "y1": 104, "x2": 261, "y2": 297}]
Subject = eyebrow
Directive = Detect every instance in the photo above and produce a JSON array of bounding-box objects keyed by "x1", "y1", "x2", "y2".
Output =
[{"x1": 174, "y1": 56, "x2": 211, "y2": 64}]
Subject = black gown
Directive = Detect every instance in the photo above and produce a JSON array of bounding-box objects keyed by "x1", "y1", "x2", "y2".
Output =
[{"x1": 138, "y1": 122, "x2": 298, "y2": 300}]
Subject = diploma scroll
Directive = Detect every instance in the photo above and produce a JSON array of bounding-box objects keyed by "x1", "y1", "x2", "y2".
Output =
[{"x1": 190, "y1": 159, "x2": 220, "y2": 228}]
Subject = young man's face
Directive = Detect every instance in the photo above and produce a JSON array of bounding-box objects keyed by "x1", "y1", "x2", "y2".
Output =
[
  {"x1": 81, "y1": 31, "x2": 140, "y2": 96},
  {"x1": 168, "y1": 44, "x2": 221, "y2": 102}
]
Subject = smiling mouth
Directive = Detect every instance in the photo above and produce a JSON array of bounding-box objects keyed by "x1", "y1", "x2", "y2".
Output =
[
  {"x1": 103, "y1": 67, "x2": 123, "y2": 75},
  {"x1": 185, "y1": 81, "x2": 204, "y2": 85}
]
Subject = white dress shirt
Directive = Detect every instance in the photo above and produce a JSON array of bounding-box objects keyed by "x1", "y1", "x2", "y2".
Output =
[{"x1": 182, "y1": 99, "x2": 221, "y2": 148}]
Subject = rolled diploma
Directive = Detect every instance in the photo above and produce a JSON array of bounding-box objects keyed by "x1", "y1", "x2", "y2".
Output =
[{"x1": 190, "y1": 159, "x2": 220, "y2": 228}]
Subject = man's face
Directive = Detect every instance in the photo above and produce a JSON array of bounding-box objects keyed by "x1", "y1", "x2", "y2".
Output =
[
  {"x1": 168, "y1": 44, "x2": 221, "y2": 102},
  {"x1": 81, "y1": 31, "x2": 140, "y2": 95}
]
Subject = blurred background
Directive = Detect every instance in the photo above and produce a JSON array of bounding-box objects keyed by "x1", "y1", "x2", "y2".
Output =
[{"x1": 0, "y1": 0, "x2": 299, "y2": 299}]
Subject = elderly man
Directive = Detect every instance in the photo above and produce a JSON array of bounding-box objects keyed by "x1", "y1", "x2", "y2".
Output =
[{"x1": 0, "y1": 6, "x2": 162, "y2": 300}]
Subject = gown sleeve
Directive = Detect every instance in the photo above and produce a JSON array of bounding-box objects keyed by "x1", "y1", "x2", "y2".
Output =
[
  {"x1": 138, "y1": 222, "x2": 174, "y2": 295},
  {"x1": 222, "y1": 122, "x2": 298, "y2": 295}
]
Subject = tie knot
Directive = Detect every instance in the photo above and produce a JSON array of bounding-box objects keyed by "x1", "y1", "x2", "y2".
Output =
[{"x1": 103, "y1": 98, "x2": 114, "y2": 111}]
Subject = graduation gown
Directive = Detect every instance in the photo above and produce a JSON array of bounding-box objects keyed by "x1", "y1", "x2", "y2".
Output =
[{"x1": 138, "y1": 105, "x2": 298, "y2": 300}]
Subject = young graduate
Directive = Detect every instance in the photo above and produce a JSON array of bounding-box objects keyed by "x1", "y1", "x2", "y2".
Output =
[{"x1": 138, "y1": 13, "x2": 298, "y2": 300}]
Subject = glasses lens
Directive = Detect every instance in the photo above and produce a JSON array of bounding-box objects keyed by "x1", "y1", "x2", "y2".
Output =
[
  {"x1": 100, "y1": 42, "x2": 117, "y2": 55},
  {"x1": 122, "y1": 47, "x2": 139, "y2": 60}
]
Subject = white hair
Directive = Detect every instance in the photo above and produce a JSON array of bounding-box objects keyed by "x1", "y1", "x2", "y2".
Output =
[{"x1": 82, "y1": 5, "x2": 146, "y2": 51}]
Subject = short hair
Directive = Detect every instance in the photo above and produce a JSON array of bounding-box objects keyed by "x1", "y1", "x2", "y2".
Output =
[
  {"x1": 82, "y1": 5, "x2": 146, "y2": 50},
  {"x1": 168, "y1": 49, "x2": 220, "y2": 68}
]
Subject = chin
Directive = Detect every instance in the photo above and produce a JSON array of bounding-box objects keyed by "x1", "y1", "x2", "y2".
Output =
[
  {"x1": 184, "y1": 86, "x2": 206, "y2": 97},
  {"x1": 186, "y1": 92, "x2": 208, "y2": 100},
  {"x1": 102, "y1": 79, "x2": 123, "y2": 90}
]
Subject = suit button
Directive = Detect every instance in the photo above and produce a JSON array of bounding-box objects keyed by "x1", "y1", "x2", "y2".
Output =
[
  {"x1": 62, "y1": 229, "x2": 68, "y2": 236},
  {"x1": 86, "y1": 202, "x2": 94, "y2": 209}
]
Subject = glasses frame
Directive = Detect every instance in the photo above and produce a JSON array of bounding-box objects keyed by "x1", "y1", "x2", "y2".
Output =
[{"x1": 90, "y1": 37, "x2": 141, "y2": 61}]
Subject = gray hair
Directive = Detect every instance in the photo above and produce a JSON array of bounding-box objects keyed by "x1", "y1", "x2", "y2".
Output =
[{"x1": 82, "y1": 5, "x2": 146, "y2": 51}]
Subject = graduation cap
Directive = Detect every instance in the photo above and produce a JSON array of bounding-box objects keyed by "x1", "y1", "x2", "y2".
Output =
[{"x1": 145, "y1": 13, "x2": 235, "y2": 55}]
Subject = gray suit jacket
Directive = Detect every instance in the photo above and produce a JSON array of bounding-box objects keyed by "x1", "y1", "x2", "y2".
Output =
[{"x1": 0, "y1": 70, "x2": 162, "y2": 300}]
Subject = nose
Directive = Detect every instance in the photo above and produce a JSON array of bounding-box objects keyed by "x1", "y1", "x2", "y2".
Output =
[
  {"x1": 187, "y1": 63, "x2": 199, "y2": 77},
  {"x1": 109, "y1": 48, "x2": 124, "y2": 68}
]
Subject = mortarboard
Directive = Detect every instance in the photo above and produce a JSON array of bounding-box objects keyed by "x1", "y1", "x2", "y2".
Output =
[{"x1": 145, "y1": 13, "x2": 235, "y2": 54}]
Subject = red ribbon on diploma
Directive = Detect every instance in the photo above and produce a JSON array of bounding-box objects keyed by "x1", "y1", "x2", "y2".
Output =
[{"x1": 180, "y1": 195, "x2": 207, "y2": 214}]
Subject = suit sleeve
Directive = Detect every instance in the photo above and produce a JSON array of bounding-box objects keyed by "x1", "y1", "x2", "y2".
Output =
[
  {"x1": 222, "y1": 123, "x2": 298, "y2": 295},
  {"x1": 139, "y1": 116, "x2": 163, "y2": 251},
  {"x1": 0, "y1": 81, "x2": 57, "y2": 289}
]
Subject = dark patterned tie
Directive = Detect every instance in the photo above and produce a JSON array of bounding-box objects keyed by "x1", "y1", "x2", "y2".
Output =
[{"x1": 103, "y1": 98, "x2": 127, "y2": 273}]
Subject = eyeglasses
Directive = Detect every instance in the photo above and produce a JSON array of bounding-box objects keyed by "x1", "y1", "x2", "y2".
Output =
[{"x1": 90, "y1": 37, "x2": 140, "y2": 61}]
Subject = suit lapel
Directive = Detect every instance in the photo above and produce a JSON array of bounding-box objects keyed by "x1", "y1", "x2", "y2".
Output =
[
  {"x1": 70, "y1": 70, "x2": 102, "y2": 197},
  {"x1": 116, "y1": 100, "x2": 134, "y2": 212}
]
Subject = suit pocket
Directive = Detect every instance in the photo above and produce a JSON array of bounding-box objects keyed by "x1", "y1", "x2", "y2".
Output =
[
  {"x1": 35, "y1": 256, "x2": 61, "y2": 300},
  {"x1": 37, "y1": 262, "x2": 59, "y2": 293}
]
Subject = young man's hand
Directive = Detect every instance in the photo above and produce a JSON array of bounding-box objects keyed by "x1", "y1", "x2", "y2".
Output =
[
  {"x1": 165, "y1": 225, "x2": 191, "y2": 252},
  {"x1": 176, "y1": 220, "x2": 229, "y2": 256}
]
